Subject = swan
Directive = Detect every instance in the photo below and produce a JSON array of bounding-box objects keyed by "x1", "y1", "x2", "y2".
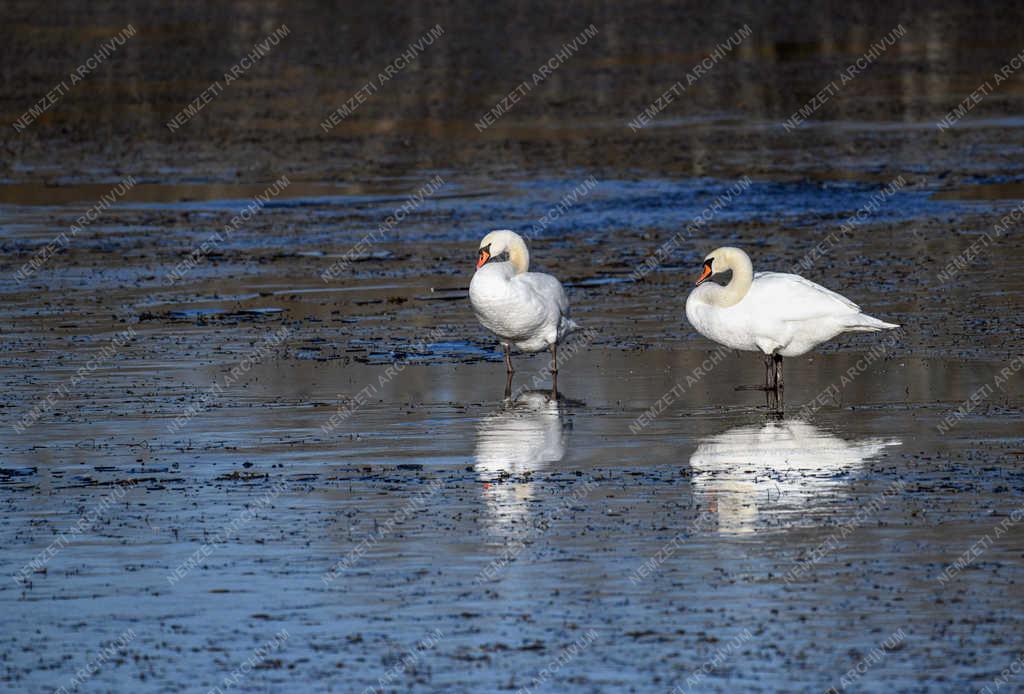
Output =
[
  {"x1": 689, "y1": 420, "x2": 900, "y2": 534},
  {"x1": 685, "y1": 246, "x2": 899, "y2": 399},
  {"x1": 469, "y1": 230, "x2": 579, "y2": 390}
]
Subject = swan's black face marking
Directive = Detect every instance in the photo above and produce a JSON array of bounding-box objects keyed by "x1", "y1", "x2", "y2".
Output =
[{"x1": 476, "y1": 243, "x2": 510, "y2": 268}]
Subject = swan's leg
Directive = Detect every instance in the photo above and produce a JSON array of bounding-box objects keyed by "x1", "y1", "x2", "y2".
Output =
[
  {"x1": 502, "y1": 344, "x2": 514, "y2": 399},
  {"x1": 737, "y1": 354, "x2": 774, "y2": 392},
  {"x1": 503, "y1": 343, "x2": 514, "y2": 374},
  {"x1": 778, "y1": 356, "x2": 784, "y2": 410},
  {"x1": 772, "y1": 354, "x2": 784, "y2": 413},
  {"x1": 550, "y1": 342, "x2": 559, "y2": 399}
]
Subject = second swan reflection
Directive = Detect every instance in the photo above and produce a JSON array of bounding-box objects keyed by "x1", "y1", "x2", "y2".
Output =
[
  {"x1": 690, "y1": 420, "x2": 900, "y2": 535},
  {"x1": 473, "y1": 390, "x2": 571, "y2": 535}
]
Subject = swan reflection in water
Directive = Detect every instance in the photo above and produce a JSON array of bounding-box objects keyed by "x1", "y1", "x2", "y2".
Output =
[
  {"x1": 690, "y1": 420, "x2": 900, "y2": 535},
  {"x1": 473, "y1": 390, "x2": 572, "y2": 534}
]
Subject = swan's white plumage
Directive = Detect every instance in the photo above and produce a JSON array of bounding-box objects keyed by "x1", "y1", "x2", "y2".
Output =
[
  {"x1": 685, "y1": 247, "x2": 898, "y2": 357},
  {"x1": 750, "y1": 272, "x2": 860, "y2": 316},
  {"x1": 469, "y1": 230, "x2": 578, "y2": 352}
]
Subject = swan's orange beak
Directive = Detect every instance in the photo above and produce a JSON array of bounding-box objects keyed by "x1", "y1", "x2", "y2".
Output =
[
  {"x1": 695, "y1": 263, "x2": 713, "y2": 286},
  {"x1": 476, "y1": 249, "x2": 490, "y2": 269}
]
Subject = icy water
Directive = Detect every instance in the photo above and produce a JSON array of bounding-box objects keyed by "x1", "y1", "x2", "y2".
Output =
[{"x1": 3, "y1": 1, "x2": 1024, "y2": 691}]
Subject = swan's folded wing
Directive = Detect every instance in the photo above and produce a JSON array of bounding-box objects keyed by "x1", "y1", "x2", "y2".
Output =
[
  {"x1": 515, "y1": 272, "x2": 570, "y2": 317},
  {"x1": 749, "y1": 272, "x2": 861, "y2": 321}
]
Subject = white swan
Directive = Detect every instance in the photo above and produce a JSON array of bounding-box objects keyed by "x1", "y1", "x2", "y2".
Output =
[
  {"x1": 685, "y1": 247, "x2": 899, "y2": 396},
  {"x1": 469, "y1": 230, "x2": 579, "y2": 383},
  {"x1": 690, "y1": 420, "x2": 900, "y2": 534}
]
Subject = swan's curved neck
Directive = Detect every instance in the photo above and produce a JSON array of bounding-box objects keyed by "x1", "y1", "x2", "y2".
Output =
[
  {"x1": 705, "y1": 252, "x2": 753, "y2": 307},
  {"x1": 508, "y1": 238, "x2": 529, "y2": 275}
]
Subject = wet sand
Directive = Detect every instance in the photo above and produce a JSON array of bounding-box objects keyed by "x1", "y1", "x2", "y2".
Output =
[{"x1": 2, "y1": 1, "x2": 1024, "y2": 691}]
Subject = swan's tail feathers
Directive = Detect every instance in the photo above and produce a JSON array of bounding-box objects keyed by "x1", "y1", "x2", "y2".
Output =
[
  {"x1": 846, "y1": 313, "x2": 900, "y2": 332},
  {"x1": 560, "y1": 316, "x2": 581, "y2": 339}
]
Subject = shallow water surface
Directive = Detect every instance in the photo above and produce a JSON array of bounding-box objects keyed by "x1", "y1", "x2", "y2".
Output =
[
  {"x1": 1, "y1": 163, "x2": 1022, "y2": 691},
  {"x1": 1, "y1": 341, "x2": 1022, "y2": 691}
]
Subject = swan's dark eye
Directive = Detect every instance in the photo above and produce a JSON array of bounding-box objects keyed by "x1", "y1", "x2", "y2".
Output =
[
  {"x1": 476, "y1": 242, "x2": 511, "y2": 266},
  {"x1": 704, "y1": 257, "x2": 714, "y2": 270}
]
